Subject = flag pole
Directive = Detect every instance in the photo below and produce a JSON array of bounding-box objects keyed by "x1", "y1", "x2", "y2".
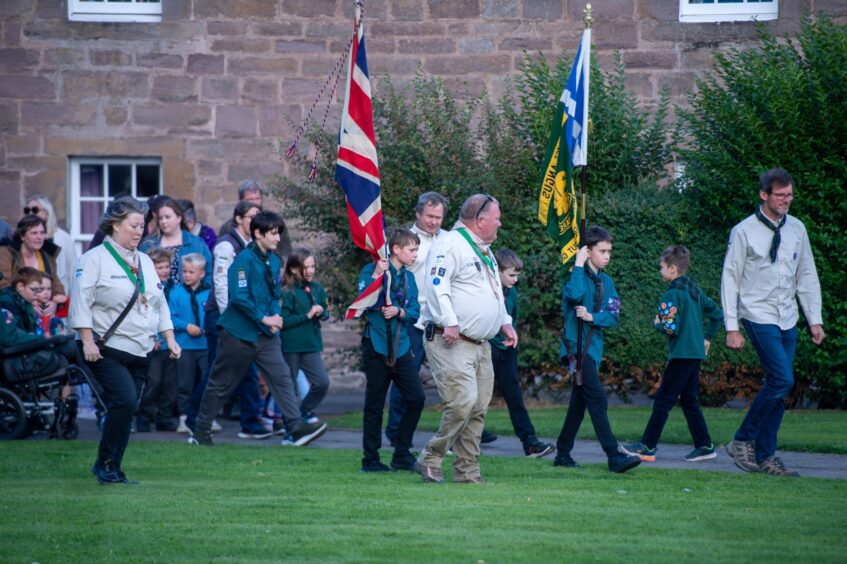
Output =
[{"x1": 575, "y1": 4, "x2": 592, "y2": 385}]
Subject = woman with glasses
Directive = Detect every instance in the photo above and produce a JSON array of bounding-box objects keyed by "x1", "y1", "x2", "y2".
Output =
[
  {"x1": 0, "y1": 215, "x2": 68, "y2": 316},
  {"x1": 24, "y1": 195, "x2": 78, "y2": 294}
]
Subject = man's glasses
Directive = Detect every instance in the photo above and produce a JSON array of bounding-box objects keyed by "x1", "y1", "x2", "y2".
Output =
[
  {"x1": 24, "y1": 206, "x2": 41, "y2": 215},
  {"x1": 770, "y1": 192, "x2": 794, "y2": 201},
  {"x1": 476, "y1": 195, "x2": 494, "y2": 219}
]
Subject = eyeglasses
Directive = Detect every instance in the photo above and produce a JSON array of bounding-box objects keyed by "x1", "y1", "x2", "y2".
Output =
[
  {"x1": 770, "y1": 192, "x2": 794, "y2": 201},
  {"x1": 23, "y1": 206, "x2": 41, "y2": 215},
  {"x1": 25, "y1": 286, "x2": 46, "y2": 294},
  {"x1": 476, "y1": 194, "x2": 495, "y2": 220}
]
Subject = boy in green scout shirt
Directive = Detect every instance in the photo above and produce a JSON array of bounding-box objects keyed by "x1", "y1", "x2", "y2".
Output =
[
  {"x1": 190, "y1": 211, "x2": 327, "y2": 448},
  {"x1": 487, "y1": 249, "x2": 554, "y2": 458},
  {"x1": 622, "y1": 245, "x2": 723, "y2": 463}
]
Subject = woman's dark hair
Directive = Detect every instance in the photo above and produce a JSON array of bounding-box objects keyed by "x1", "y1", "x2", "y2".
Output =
[
  {"x1": 144, "y1": 195, "x2": 169, "y2": 230},
  {"x1": 99, "y1": 196, "x2": 149, "y2": 236},
  {"x1": 15, "y1": 214, "x2": 47, "y2": 239},
  {"x1": 249, "y1": 210, "x2": 285, "y2": 239},
  {"x1": 233, "y1": 200, "x2": 261, "y2": 221},
  {"x1": 151, "y1": 196, "x2": 187, "y2": 232},
  {"x1": 284, "y1": 248, "x2": 315, "y2": 286}
]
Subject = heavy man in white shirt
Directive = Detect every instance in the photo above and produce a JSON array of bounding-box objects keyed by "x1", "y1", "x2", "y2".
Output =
[
  {"x1": 416, "y1": 194, "x2": 517, "y2": 483},
  {"x1": 384, "y1": 192, "x2": 448, "y2": 447},
  {"x1": 722, "y1": 168, "x2": 825, "y2": 477}
]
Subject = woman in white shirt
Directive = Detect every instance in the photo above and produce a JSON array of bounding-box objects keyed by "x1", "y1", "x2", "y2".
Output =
[{"x1": 70, "y1": 197, "x2": 182, "y2": 485}]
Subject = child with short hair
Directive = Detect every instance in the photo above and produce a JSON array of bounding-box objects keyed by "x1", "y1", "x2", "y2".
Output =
[
  {"x1": 487, "y1": 249, "x2": 555, "y2": 458},
  {"x1": 554, "y1": 226, "x2": 641, "y2": 473},
  {"x1": 358, "y1": 229, "x2": 426, "y2": 472},
  {"x1": 191, "y1": 211, "x2": 327, "y2": 447},
  {"x1": 622, "y1": 245, "x2": 723, "y2": 462},
  {"x1": 280, "y1": 248, "x2": 331, "y2": 425},
  {"x1": 0, "y1": 267, "x2": 48, "y2": 335},
  {"x1": 136, "y1": 248, "x2": 178, "y2": 432},
  {"x1": 168, "y1": 253, "x2": 211, "y2": 434}
]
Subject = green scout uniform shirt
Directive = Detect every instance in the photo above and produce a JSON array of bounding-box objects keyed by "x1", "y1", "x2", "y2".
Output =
[
  {"x1": 560, "y1": 265, "x2": 621, "y2": 368},
  {"x1": 654, "y1": 276, "x2": 723, "y2": 360},
  {"x1": 490, "y1": 285, "x2": 517, "y2": 351},
  {"x1": 280, "y1": 281, "x2": 330, "y2": 353},
  {"x1": 217, "y1": 242, "x2": 282, "y2": 343},
  {"x1": 357, "y1": 261, "x2": 419, "y2": 358}
]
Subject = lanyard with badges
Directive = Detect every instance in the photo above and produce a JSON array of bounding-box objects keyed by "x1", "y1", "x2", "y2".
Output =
[
  {"x1": 103, "y1": 241, "x2": 147, "y2": 310},
  {"x1": 456, "y1": 228, "x2": 501, "y2": 300}
]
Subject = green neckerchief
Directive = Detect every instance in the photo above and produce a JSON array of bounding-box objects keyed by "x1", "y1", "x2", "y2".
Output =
[
  {"x1": 455, "y1": 227, "x2": 495, "y2": 274},
  {"x1": 103, "y1": 240, "x2": 145, "y2": 294}
]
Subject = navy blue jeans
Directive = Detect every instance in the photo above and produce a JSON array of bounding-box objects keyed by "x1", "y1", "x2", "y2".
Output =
[
  {"x1": 385, "y1": 325, "x2": 426, "y2": 443},
  {"x1": 641, "y1": 358, "x2": 712, "y2": 450},
  {"x1": 491, "y1": 345, "x2": 537, "y2": 445},
  {"x1": 735, "y1": 320, "x2": 797, "y2": 463}
]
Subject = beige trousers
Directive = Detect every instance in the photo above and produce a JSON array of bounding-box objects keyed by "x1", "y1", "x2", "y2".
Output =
[{"x1": 419, "y1": 335, "x2": 494, "y2": 481}]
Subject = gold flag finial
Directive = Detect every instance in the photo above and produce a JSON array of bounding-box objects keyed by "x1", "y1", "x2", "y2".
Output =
[{"x1": 584, "y1": 4, "x2": 593, "y2": 29}]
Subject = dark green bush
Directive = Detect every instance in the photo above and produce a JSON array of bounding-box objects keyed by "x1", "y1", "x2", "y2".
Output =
[{"x1": 677, "y1": 14, "x2": 847, "y2": 407}]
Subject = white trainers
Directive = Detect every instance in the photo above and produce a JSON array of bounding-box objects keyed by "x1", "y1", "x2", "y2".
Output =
[
  {"x1": 210, "y1": 419, "x2": 222, "y2": 433},
  {"x1": 177, "y1": 415, "x2": 190, "y2": 434}
]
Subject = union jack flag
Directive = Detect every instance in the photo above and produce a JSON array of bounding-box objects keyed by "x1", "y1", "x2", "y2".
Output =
[{"x1": 335, "y1": 4, "x2": 387, "y2": 319}]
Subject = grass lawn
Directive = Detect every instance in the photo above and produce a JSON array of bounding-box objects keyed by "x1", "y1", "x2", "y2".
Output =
[
  {"x1": 2, "y1": 441, "x2": 846, "y2": 562},
  {"x1": 329, "y1": 406, "x2": 847, "y2": 454}
]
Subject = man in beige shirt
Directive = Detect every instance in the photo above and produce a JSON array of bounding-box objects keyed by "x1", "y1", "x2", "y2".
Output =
[
  {"x1": 416, "y1": 194, "x2": 517, "y2": 483},
  {"x1": 722, "y1": 167, "x2": 825, "y2": 477}
]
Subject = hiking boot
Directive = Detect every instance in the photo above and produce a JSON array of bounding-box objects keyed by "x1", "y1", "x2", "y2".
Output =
[
  {"x1": 684, "y1": 444, "x2": 717, "y2": 462},
  {"x1": 361, "y1": 460, "x2": 393, "y2": 473},
  {"x1": 726, "y1": 439, "x2": 759, "y2": 473},
  {"x1": 608, "y1": 452, "x2": 641, "y2": 474},
  {"x1": 524, "y1": 440, "x2": 555, "y2": 459},
  {"x1": 621, "y1": 441, "x2": 656, "y2": 462},
  {"x1": 187, "y1": 428, "x2": 214, "y2": 446},
  {"x1": 480, "y1": 429, "x2": 498, "y2": 444},
  {"x1": 420, "y1": 466, "x2": 445, "y2": 483},
  {"x1": 237, "y1": 426, "x2": 273, "y2": 440},
  {"x1": 91, "y1": 459, "x2": 123, "y2": 484},
  {"x1": 390, "y1": 452, "x2": 418, "y2": 471},
  {"x1": 758, "y1": 456, "x2": 800, "y2": 477},
  {"x1": 553, "y1": 454, "x2": 579, "y2": 468},
  {"x1": 284, "y1": 421, "x2": 327, "y2": 446}
]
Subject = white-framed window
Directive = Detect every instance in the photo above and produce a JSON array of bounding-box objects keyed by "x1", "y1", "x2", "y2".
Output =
[
  {"x1": 68, "y1": 157, "x2": 163, "y2": 254},
  {"x1": 68, "y1": 0, "x2": 162, "y2": 23},
  {"x1": 679, "y1": 0, "x2": 777, "y2": 23}
]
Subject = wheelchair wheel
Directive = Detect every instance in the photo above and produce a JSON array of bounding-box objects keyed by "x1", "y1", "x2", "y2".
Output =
[{"x1": 0, "y1": 388, "x2": 26, "y2": 440}]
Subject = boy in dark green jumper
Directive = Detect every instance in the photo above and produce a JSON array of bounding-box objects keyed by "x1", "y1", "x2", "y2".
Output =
[
  {"x1": 554, "y1": 226, "x2": 641, "y2": 474},
  {"x1": 358, "y1": 229, "x2": 426, "y2": 473},
  {"x1": 488, "y1": 249, "x2": 554, "y2": 458},
  {"x1": 622, "y1": 245, "x2": 723, "y2": 462},
  {"x1": 191, "y1": 211, "x2": 327, "y2": 447}
]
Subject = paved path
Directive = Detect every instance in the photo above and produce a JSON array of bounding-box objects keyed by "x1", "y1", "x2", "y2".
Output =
[{"x1": 70, "y1": 392, "x2": 847, "y2": 480}]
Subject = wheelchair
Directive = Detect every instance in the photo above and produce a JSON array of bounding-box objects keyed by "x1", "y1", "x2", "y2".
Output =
[{"x1": 0, "y1": 335, "x2": 102, "y2": 440}]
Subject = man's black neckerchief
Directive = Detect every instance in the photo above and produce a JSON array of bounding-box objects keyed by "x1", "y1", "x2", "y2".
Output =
[{"x1": 755, "y1": 206, "x2": 786, "y2": 263}]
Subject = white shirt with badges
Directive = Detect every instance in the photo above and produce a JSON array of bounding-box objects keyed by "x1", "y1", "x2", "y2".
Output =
[
  {"x1": 69, "y1": 236, "x2": 174, "y2": 358},
  {"x1": 421, "y1": 223, "x2": 511, "y2": 342},
  {"x1": 721, "y1": 211, "x2": 823, "y2": 332},
  {"x1": 213, "y1": 231, "x2": 249, "y2": 312},
  {"x1": 408, "y1": 223, "x2": 446, "y2": 331}
]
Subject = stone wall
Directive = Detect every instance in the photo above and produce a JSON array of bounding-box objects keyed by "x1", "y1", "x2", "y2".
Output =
[{"x1": 3, "y1": 0, "x2": 845, "y2": 228}]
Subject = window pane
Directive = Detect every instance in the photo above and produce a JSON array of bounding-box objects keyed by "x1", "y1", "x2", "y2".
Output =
[
  {"x1": 80, "y1": 164, "x2": 103, "y2": 197},
  {"x1": 80, "y1": 201, "x2": 104, "y2": 235},
  {"x1": 136, "y1": 165, "x2": 161, "y2": 198},
  {"x1": 108, "y1": 164, "x2": 132, "y2": 197}
]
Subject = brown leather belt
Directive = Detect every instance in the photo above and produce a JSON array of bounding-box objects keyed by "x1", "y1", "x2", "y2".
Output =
[{"x1": 433, "y1": 326, "x2": 483, "y2": 345}]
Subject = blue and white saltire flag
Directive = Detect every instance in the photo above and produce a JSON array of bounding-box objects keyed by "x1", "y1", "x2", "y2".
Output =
[
  {"x1": 537, "y1": 28, "x2": 591, "y2": 264},
  {"x1": 335, "y1": 3, "x2": 389, "y2": 319}
]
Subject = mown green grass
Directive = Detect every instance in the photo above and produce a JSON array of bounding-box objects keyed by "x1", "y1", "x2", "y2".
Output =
[
  {"x1": 329, "y1": 406, "x2": 847, "y2": 454},
  {"x1": 1, "y1": 441, "x2": 846, "y2": 562}
]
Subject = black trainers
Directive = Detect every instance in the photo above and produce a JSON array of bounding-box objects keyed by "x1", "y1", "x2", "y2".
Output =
[
  {"x1": 283, "y1": 421, "x2": 327, "y2": 446},
  {"x1": 390, "y1": 452, "x2": 417, "y2": 471},
  {"x1": 683, "y1": 444, "x2": 717, "y2": 462},
  {"x1": 187, "y1": 428, "x2": 214, "y2": 446},
  {"x1": 361, "y1": 460, "x2": 392, "y2": 473},
  {"x1": 524, "y1": 440, "x2": 555, "y2": 459},
  {"x1": 758, "y1": 456, "x2": 800, "y2": 477},
  {"x1": 480, "y1": 429, "x2": 498, "y2": 444},
  {"x1": 237, "y1": 426, "x2": 273, "y2": 440},
  {"x1": 553, "y1": 454, "x2": 579, "y2": 468},
  {"x1": 91, "y1": 459, "x2": 124, "y2": 484},
  {"x1": 608, "y1": 452, "x2": 641, "y2": 474}
]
